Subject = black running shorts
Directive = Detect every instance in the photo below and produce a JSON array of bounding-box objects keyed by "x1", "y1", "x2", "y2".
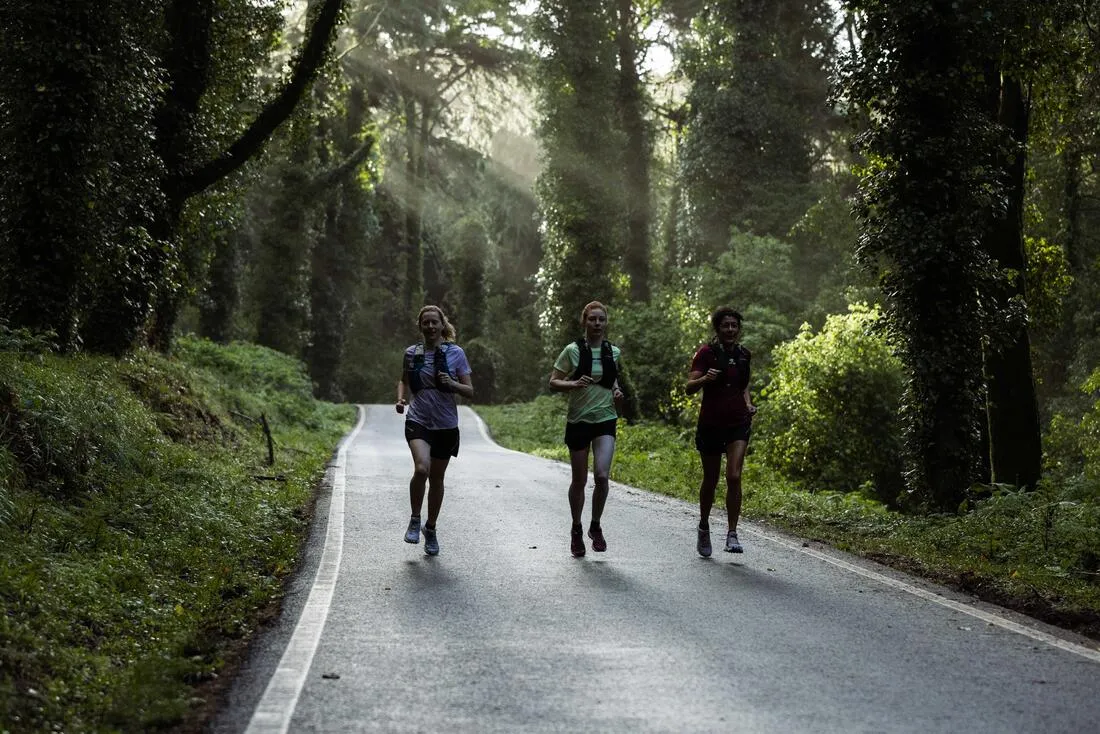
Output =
[
  {"x1": 694, "y1": 421, "x2": 752, "y2": 456},
  {"x1": 564, "y1": 418, "x2": 618, "y2": 452},
  {"x1": 404, "y1": 420, "x2": 460, "y2": 459}
]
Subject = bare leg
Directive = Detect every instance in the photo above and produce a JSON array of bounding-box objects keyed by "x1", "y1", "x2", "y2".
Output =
[
  {"x1": 407, "y1": 439, "x2": 431, "y2": 517},
  {"x1": 568, "y1": 447, "x2": 590, "y2": 526},
  {"x1": 698, "y1": 453, "x2": 722, "y2": 530},
  {"x1": 725, "y1": 440, "x2": 748, "y2": 532},
  {"x1": 425, "y1": 456, "x2": 450, "y2": 527},
  {"x1": 589, "y1": 435, "x2": 616, "y2": 526}
]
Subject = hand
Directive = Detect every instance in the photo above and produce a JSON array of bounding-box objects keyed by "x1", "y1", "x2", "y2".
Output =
[
  {"x1": 574, "y1": 375, "x2": 593, "y2": 389},
  {"x1": 747, "y1": 404, "x2": 757, "y2": 416},
  {"x1": 395, "y1": 399, "x2": 406, "y2": 414},
  {"x1": 437, "y1": 372, "x2": 453, "y2": 390},
  {"x1": 705, "y1": 368, "x2": 721, "y2": 382},
  {"x1": 613, "y1": 387, "x2": 624, "y2": 400}
]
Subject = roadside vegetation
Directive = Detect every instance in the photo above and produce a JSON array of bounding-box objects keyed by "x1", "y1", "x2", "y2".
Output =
[{"x1": 0, "y1": 331, "x2": 354, "y2": 732}]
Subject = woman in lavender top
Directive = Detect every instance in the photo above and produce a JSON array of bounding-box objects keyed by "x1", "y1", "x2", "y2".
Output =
[{"x1": 395, "y1": 305, "x2": 474, "y2": 556}]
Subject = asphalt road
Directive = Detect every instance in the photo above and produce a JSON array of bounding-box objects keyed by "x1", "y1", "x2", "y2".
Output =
[{"x1": 208, "y1": 405, "x2": 1100, "y2": 734}]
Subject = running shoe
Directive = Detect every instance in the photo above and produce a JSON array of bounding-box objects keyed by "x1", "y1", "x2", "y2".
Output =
[
  {"x1": 588, "y1": 525, "x2": 607, "y2": 552},
  {"x1": 404, "y1": 516, "x2": 421, "y2": 544},
  {"x1": 423, "y1": 526, "x2": 439, "y2": 556},
  {"x1": 697, "y1": 527, "x2": 712, "y2": 558},
  {"x1": 724, "y1": 530, "x2": 743, "y2": 553},
  {"x1": 570, "y1": 526, "x2": 586, "y2": 557}
]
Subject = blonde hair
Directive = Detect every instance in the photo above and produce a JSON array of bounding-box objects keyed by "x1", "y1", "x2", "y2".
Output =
[
  {"x1": 416, "y1": 305, "x2": 456, "y2": 341},
  {"x1": 579, "y1": 300, "x2": 609, "y2": 327}
]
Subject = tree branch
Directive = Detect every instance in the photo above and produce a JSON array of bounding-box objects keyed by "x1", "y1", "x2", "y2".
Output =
[
  {"x1": 179, "y1": 0, "x2": 347, "y2": 199},
  {"x1": 306, "y1": 135, "x2": 376, "y2": 197}
]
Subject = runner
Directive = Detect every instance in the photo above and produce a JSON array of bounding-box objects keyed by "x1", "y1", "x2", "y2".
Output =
[
  {"x1": 685, "y1": 307, "x2": 757, "y2": 557},
  {"x1": 395, "y1": 305, "x2": 474, "y2": 556},
  {"x1": 548, "y1": 300, "x2": 625, "y2": 557}
]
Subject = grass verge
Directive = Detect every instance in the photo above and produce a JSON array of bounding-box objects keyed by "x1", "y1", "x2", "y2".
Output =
[
  {"x1": 0, "y1": 336, "x2": 355, "y2": 732},
  {"x1": 475, "y1": 397, "x2": 1100, "y2": 642}
]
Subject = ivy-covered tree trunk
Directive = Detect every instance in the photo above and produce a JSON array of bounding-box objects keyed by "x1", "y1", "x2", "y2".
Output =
[
  {"x1": 533, "y1": 0, "x2": 624, "y2": 349},
  {"x1": 198, "y1": 231, "x2": 242, "y2": 343},
  {"x1": 306, "y1": 86, "x2": 375, "y2": 400},
  {"x1": 982, "y1": 75, "x2": 1042, "y2": 487},
  {"x1": 403, "y1": 94, "x2": 425, "y2": 314},
  {"x1": 0, "y1": 1, "x2": 161, "y2": 352},
  {"x1": 845, "y1": 1, "x2": 996, "y2": 509},
  {"x1": 616, "y1": 0, "x2": 651, "y2": 303},
  {"x1": 308, "y1": 198, "x2": 347, "y2": 400},
  {"x1": 255, "y1": 138, "x2": 315, "y2": 356}
]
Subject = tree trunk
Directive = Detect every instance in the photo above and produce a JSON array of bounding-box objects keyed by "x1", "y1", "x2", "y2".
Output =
[
  {"x1": 1039, "y1": 146, "x2": 1082, "y2": 399},
  {"x1": 616, "y1": 0, "x2": 650, "y2": 302},
  {"x1": 198, "y1": 231, "x2": 241, "y2": 343},
  {"x1": 983, "y1": 74, "x2": 1042, "y2": 488},
  {"x1": 403, "y1": 95, "x2": 424, "y2": 315},
  {"x1": 308, "y1": 196, "x2": 346, "y2": 400}
]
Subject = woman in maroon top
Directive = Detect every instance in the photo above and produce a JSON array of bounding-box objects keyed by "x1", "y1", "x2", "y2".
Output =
[{"x1": 685, "y1": 307, "x2": 757, "y2": 557}]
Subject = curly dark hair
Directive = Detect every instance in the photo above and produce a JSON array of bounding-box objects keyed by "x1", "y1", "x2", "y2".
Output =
[{"x1": 710, "y1": 306, "x2": 743, "y2": 333}]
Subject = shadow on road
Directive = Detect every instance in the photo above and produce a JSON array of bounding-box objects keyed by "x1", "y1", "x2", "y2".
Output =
[
  {"x1": 577, "y1": 558, "x2": 633, "y2": 592},
  {"x1": 713, "y1": 561, "x2": 794, "y2": 595},
  {"x1": 401, "y1": 558, "x2": 459, "y2": 590}
]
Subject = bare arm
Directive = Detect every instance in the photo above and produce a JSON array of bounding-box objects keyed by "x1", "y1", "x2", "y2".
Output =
[
  {"x1": 549, "y1": 368, "x2": 592, "y2": 392},
  {"x1": 685, "y1": 368, "x2": 720, "y2": 395},
  {"x1": 395, "y1": 374, "x2": 408, "y2": 413},
  {"x1": 437, "y1": 372, "x2": 475, "y2": 400}
]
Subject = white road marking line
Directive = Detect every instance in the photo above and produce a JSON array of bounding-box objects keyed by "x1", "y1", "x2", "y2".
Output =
[
  {"x1": 746, "y1": 526, "x2": 1100, "y2": 664},
  {"x1": 245, "y1": 405, "x2": 367, "y2": 733},
  {"x1": 467, "y1": 405, "x2": 496, "y2": 445}
]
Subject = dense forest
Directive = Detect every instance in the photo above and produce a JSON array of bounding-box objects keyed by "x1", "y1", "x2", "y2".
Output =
[{"x1": 3, "y1": 0, "x2": 1100, "y2": 520}]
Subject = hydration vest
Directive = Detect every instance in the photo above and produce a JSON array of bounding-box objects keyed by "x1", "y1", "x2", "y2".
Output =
[
  {"x1": 707, "y1": 341, "x2": 750, "y2": 390},
  {"x1": 570, "y1": 339, "x2": 618, "y2": 388},
  {"x1": 405, "y1": 342, "x2": 454, "y2": 393}
]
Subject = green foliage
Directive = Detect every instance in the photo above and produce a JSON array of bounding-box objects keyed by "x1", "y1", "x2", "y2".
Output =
[
  {"x1": 755, "y1": 304, "x2": 905, "y2": 504},
  {"x1": 0, "y1": 0, "x2": 347, "y2": 355},
  {"x1": 0, "y1": 338, "x2": 353, "y2": 731},
  {"x1": 476, "y1": 395, "x2": 568, "y2": 459},
  {"x1": 1024, "y1": 234, "x2": 1073, "y2": 334},
  {"x1": 613, "y1": 291, "x2": 708, "y2": 421},
  {"x1": 0, "y1": 0, "x2": 162, "y2": 351},
  {"x1": 1045, "y1": 368, "x2": 1100, "y2": 495}
]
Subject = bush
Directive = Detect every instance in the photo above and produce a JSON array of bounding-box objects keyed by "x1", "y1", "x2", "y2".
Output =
[
  {"x1": 755, "y1": 303, "x2": 905, "y2": 504},
  {"x1": 1044, "y1": 367, "x2": 1100, "y2": 499},
  {"x1": 613, "y1": 292, "x2": 707, "y2": 421}
]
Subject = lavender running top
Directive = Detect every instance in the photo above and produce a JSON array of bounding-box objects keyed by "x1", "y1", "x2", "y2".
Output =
[{"x1": 403, "y1": 342, "x2": 472, "y2": 430}]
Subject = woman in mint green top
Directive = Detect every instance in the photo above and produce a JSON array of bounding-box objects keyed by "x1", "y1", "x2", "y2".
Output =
[{"x1": 548, "y1": 300, "x2": 625, "y2": 558}]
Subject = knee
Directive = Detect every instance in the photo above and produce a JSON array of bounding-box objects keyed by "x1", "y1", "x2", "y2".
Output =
[
  {"x1": 412, "y1": 464, "x2": 430, "y2": 481},
  {"x1": 726, "y1": 467, "x2": 742, "y2": 484},
  {"x1": 593, "y1": 471, "x2": 610, "y2": 487}
]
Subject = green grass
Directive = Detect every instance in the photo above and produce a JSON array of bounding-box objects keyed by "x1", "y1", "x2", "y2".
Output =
[
  {"x1": 0, "y1": 336, "x2": 355, "y2": 732},
  {"x1": 475, "y1": 399, "x2": 1100, "y2": 641}
]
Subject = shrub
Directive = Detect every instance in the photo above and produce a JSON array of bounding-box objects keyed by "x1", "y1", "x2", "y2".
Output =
[
  {"x1": 755, "y1": 303, "x2": 905, "y2": 504},
  {"x1": 613, "y1": 292, "x2": 707, "y2": 421}
]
